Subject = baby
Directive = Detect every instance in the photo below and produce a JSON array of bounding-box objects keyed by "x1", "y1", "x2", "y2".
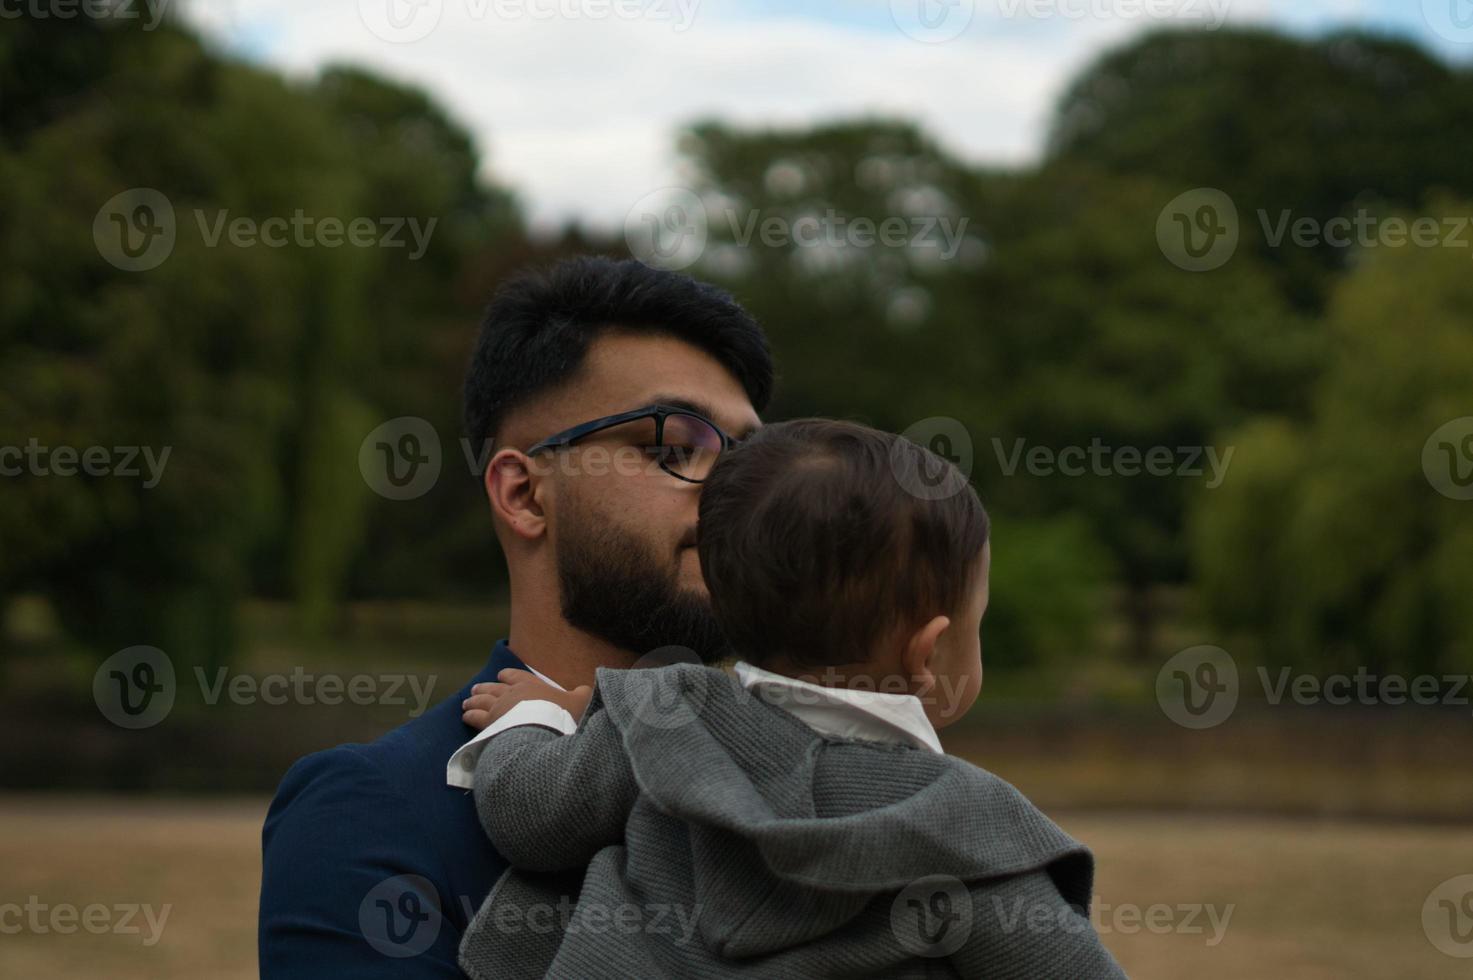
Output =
[{"x1": 455, "y1": 418, "x2": 1124, "y2": 979}]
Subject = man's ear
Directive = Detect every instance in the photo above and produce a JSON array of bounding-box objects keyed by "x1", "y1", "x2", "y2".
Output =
[
  {"x1": 900, "y1": 615, "x2": 951, "y2": 699},
  {"x1": 484, "y1": 448, "x2": 547, "y2": 542}
]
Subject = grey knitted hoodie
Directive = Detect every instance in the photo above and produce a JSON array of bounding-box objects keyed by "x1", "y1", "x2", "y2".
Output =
[{"x1": 459, "y1": 664, "x2": 1126, "y2": 979}]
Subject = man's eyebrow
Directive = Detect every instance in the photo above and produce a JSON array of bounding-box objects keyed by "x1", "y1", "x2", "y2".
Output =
[{"x1": 648, "y1": 394, "x2": 716, "y2": 418}]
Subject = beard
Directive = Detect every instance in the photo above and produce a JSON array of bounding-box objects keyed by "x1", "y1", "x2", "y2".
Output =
[{"x1": 556, "y1": 504, "x2": 730, "y2": 664}]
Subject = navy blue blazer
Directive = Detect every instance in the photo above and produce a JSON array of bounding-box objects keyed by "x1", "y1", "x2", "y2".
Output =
[{"x1": 259, "y1": 640, "x2": 527, "y2": 976}]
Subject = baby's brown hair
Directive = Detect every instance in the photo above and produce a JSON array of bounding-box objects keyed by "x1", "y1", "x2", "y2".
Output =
[{"x1": 698, "y1": 418, "x2": 988, "y2": 670}]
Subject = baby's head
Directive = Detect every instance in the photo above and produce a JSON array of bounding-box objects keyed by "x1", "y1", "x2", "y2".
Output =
[{"x1": 698, "y1": 418, "x2": 990, "y2": 728}]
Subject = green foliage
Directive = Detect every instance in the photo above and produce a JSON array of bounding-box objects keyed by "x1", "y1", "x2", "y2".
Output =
[
  {"x1": 1048, "y1": 27, "x2": 1473, "y2": 307},
  {"x1": 984, "y1": 516, "x2": 1115, "y2": 670},
  {"x1": 0, "y1": 18, "x2": 522, "y2": 666},
  {"x1": 1191, "y1": 206, "x2": 1473, "y2": 674},
  {"x1": 3, "y1": 18, "x2": 1468, "y2": 679}
]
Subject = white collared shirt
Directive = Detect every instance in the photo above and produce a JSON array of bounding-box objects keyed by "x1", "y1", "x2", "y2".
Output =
[
  {"x1": 445, "y1": 660, "x2": 942, "y2": 789},
  {"x1": 445, "y1": 664, "x2": 575, "y2": 789},
  {"x1": 732, "y1": 660, "x2": 944, "y2": 754}
]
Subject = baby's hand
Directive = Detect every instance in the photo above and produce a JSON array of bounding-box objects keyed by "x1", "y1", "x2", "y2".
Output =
[{"x1": 461, "y1": 668, "x2": 593, "y2": 730}]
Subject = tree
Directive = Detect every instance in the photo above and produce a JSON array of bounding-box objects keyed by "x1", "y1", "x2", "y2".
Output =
[
  {"x1": 1191, "y1": 200, "x2": 1473, "y2": 674},
  {"x1": 1048, "y1": 27, "x2": 1473, "y2": 310}
]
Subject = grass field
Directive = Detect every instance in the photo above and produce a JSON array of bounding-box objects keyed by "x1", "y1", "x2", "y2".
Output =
[{"x1": 1, "y1": 796, "x2": 1468, "y2": 979}]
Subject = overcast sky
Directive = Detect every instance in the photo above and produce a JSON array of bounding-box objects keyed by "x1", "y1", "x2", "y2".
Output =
[{"x1": 180, "y1": 0, "x2": 1470, "y2": 232}]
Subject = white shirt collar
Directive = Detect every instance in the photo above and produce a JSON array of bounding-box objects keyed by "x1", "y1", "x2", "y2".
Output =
[
  {"x1": 444, "y1": 663, "x2": 570, "y2": 789},
  {"x1": 733, "y1": 660, "x2": 943, "y2": 754}
]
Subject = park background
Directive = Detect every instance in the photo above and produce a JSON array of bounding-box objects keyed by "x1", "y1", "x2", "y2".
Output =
[{"x1": 2, "y1": 1, "x2": 1472, "y2": 976}]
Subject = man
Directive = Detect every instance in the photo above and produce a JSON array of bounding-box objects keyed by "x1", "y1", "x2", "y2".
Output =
[{"x1": 258, "y1": 256, "x2": 772, "y2": 976}]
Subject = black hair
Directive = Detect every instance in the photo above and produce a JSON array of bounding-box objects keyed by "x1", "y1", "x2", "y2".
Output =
[{"x1": 463, "y1": 256, "x2": 773, "y2": 449}]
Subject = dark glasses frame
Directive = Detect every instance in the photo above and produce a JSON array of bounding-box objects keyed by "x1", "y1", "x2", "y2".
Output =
[{"x1": 525, "y1": 403, "x2": 733, "y2": 484}]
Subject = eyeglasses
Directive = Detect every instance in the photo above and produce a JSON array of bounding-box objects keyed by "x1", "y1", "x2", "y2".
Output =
[{"x1": 526, "y1": 403, "x2": 732, "y2": 483}]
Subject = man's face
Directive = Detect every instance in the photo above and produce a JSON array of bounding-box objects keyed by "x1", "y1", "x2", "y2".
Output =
[{"x1": 518, "y1": 330, "x2": 761, "y2": 659}]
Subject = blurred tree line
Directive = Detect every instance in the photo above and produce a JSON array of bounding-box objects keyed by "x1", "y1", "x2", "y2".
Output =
[{"x1": 2, "y1": 17, "x2": 1469, "y2": 678}]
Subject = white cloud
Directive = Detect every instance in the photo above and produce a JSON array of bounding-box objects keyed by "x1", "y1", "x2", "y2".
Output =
[{"x1": 177, "y1": 0, "x2": 1421, "y2": 232}]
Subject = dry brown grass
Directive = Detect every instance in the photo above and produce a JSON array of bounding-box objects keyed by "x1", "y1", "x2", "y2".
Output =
[{"x1": 0, "y1": 796, "x2": 1467, "y2": 978}]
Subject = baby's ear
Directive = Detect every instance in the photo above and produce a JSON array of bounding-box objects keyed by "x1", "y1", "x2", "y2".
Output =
[{"x1": 900, "y1": 615, "x2": 951, "y2": 696}]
